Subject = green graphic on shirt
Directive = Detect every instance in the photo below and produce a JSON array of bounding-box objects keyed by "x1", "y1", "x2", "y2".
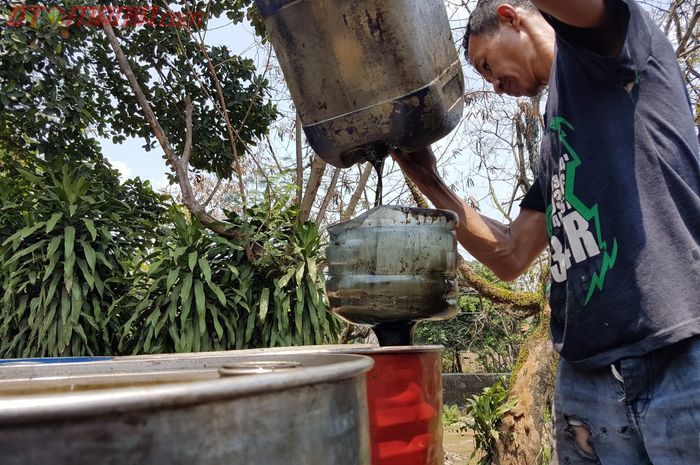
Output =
[{"x1": 549, "y1": 116, "x2": 618, "y2": 305}]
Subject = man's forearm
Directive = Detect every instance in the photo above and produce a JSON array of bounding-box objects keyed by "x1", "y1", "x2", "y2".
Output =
[
  {"x1": 410, "y1": 172, "x2": 524, "y2": 279},
  {"x1": 530, "y1": 0, "x2": 607, "y2": 29}
]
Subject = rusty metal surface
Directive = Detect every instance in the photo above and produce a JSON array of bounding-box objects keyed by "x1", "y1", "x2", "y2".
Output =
[
  {"x1": 0, "y1": 352, "x2": 373, "y2": 465},
  {"x1": 257, "y1": 0, "x2": 464, "y2": 167}
]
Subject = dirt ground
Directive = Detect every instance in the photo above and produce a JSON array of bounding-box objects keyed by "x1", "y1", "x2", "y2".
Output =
[{"x1": 443, "y1": 425, "x2": 478, "y2": 465}]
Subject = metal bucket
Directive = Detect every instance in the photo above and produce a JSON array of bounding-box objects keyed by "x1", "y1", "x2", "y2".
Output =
[
  {"x1": 256, "y1": 0, "x2": 464, "y2": 167},
  {"x1": 346, "y1": 346, "x2": 444, "y2": 465},
  {"x1": 0, "y1": 351, "x2": 373, "y2": 465}
]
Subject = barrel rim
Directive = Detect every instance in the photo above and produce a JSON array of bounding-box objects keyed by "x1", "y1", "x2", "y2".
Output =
[{"x1": 0, "y1": 353, "x2": 373, "y2": 425}]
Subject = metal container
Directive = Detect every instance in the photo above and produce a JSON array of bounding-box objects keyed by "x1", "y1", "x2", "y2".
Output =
[
  {"x1": 256, "y1": 0, "x2": 464, "y2": 167},
  {"x1": 326, "y1": 206, "x2": 459, "y2": 345},
  {"x1": 331, "y1": 345, "x2": 445, "y2": 465},
  {"x1": 365, "y1": 346, "x2": 444, "y2": 465},
  {"x1": 0, "y1": 352, "x2": 373, "y2": 465}
]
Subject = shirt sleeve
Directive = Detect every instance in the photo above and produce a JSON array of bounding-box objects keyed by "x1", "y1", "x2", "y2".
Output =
[
  {"x1": 520, "y1": 178, "x2": 546, "y2": 213},
  {"x1": 544, "y1": 0, "x2": 653, "y2": 87}
]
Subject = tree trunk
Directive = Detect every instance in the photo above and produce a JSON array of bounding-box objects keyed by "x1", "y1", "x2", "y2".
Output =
[
  {"x1": 299, "y1": 155, "x2": 327, "y2": 222},
  {"x1": 341, "y1": 162, "x2": 373, "y2": 220},
  {"x1": 316, "y1": 167, "x2": 341, "y2": 224},
  {"x1": 495, "y1": 306, "x2": 557, "y2": 465},
  {"x1": 295, "y1": 113, "x2": 304, "y2": 205}
]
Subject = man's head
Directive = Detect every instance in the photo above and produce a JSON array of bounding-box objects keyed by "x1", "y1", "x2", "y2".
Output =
[{"x1": 464, "y1": 0, "x2": 555, "y2": 97}]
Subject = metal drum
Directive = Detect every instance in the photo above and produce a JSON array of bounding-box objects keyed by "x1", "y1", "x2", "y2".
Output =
[
  {"x1": 326, "y1": 206, "x2": 459, "y2": 345},
  {"x1": 0, "y1": 352, "x2": 373, "y2": 465},
  {"x1": 288, "y1": 345, "x2": 445, "y2": 465},
  {"x1": 256, "y1": 0, "x2": 464, "y2": 167}
]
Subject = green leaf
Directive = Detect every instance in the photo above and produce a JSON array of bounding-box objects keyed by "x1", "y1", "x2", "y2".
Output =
[
  {"x1": 245, "y1": 310, "x2": 256, "y2": 343},
  {"x1": 188, "y1": 251, "x2": 198, "y2": 271},
  {"x1": 209, "y1": 282, "x2": 227, "y2": 306},
  {"x1": 46, "y1": 236, "x2": 62, "y2": 260},
  {"x1": 82, "y1": 218, "x2": 97, "y2": 241},
  {"x1": 61, "y1": 289, "x2": 70, "y2": 326},
  {"x1": 76, "y1": 257, "x2": 95, "y2": 290},
  {"x1": 83, "y1": 242, "x2": 96, "y2": 271},
  {"x1": 16, "y1": 167, "x2": 41, "y2": 183},
  {"x1": 181, "y1": 273, "x2": 193, "y2": 305},
  {"x1": 198, "y1": 257, "x2": 212, "y2": 283},
  {"x1": 7, "y1": 240, "x2": 46, "y2": 265},
  {"x1": 194, "y1": 280, "x2": 206, "y2": 336},
  {"x1": 294, "y1": 261, "x2": 305, "y2": 284},
  {"x1": 259, "y1": 288, "x2": 270, "y2": 321},
  {"x1": 166, "y1": 269, "x2": 179, "y2": 291},
  {"x1": 46, "y1": 212, "x2": 63, "y2": 233},
  {"x1": 64, "y1": 249, "x2": 75, "y2": 292},
  {"x1": 70, "y1": 280, "x2": 81, "y2": 324},
  {"x1": 64, "y1": 226, "x2": 76, "y2": 257},
  {"x1": 210, "y1": 306, "x2": 224, "y2": 340},
  {"x1": 2, "y1": 222, "x2": 44, "y2": 247},
  {"x1": 277, "y1": 269, "x2": 295, "y2": 288},
  {"x1": 148, "y1": 260, "x2": 163, "y2": 275},
  {"x1": 306, "y1": 257, "x2": 317, "y2": 281}
]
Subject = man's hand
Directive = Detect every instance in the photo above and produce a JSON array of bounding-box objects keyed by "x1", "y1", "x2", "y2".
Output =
[{"x1": 391, "y1": 147, "x2": 440, "y2": 188}]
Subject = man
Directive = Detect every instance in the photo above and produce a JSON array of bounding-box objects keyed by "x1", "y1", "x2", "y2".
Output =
[{"x1": 393, "y1": 0, "x2": 700, "y2": 463}]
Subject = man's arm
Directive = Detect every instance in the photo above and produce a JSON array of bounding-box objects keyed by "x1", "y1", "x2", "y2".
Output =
[
  {"x1": 530, "y1": 0, "x2": 629, "y2": 57},
  {"x1": 530, "y1": 0, "x2": 608, "y2": 29},
  {"x1": 393, "y1": 148, "x2": 548, "y2": 281}
]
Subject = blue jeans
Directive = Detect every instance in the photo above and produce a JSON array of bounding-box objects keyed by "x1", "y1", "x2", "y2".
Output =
[{"x1": 552, "y1": 336, "x2": 700, "y2": 464}]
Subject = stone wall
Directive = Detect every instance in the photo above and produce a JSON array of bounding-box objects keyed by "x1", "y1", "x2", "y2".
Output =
[{"x1": 442, "y1": 373, "x2": 508, "y2": 407}]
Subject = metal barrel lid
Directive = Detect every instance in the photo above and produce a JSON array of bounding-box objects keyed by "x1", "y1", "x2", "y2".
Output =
[{"x1": 0, "y1": 352, "x2": 373, "y2": 425}]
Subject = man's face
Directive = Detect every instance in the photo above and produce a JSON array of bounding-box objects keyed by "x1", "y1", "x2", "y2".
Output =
[{"x1": 468, "y1": 25, "x2": 544, "y2": 97}]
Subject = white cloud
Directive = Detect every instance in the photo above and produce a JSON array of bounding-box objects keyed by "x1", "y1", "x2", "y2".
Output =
[{"x1": 109, "y1": 160, "x2": 132, "y2": 182}]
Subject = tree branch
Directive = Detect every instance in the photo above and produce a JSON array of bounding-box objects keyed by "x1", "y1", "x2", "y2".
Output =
[
  {"x1": 102, "y1": 17, "x2": 236, "y2": 238},
  {"x1": 316, "y1": 167, "x2": 341, "y2": 224},
  {"x1": 341, "y1": 162, "x2": 373, "y2": 219},
  {"x1": 299, "y1": 155, "x2": 327, "y2": 222}
]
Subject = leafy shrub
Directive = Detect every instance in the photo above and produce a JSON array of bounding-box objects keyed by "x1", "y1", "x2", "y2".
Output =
[
  {"x1": 121, "y1": 195, "x2": 342, "y2": 354},
  {"x1": 0, "y1": 154, "x2": 165, "y2": 357},
  {"x1": 442, "y1": 404, "x2": 462, "y2": 428},
  {"x1": 463, "y1": 377, "x2": 519, "y2": 465}
]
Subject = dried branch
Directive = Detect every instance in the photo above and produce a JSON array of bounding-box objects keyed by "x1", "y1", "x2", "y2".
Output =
[
  {"x1": 197, "y1": 42, "x2": 247, "y2": 211},
  {"x1": 405, "y1": 174, "x2": 430, "y2": 208},
  {"x1": 457, "y1": 256, "x2": 543, "y2": 318}
]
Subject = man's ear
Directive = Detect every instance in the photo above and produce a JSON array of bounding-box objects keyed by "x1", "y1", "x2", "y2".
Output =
[{"x1": 496, "y1": 4, "x2": 522, "y2": 32}]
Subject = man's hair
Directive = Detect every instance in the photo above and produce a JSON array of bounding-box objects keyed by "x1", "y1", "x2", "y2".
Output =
[{"x1": 463, "y1": 0, "x2": 538, "y2": 60}]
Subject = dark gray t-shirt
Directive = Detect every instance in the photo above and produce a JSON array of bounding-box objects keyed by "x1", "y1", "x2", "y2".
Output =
[{"x1": 522, "y1": 0, "x2": 700, "y2": 368}]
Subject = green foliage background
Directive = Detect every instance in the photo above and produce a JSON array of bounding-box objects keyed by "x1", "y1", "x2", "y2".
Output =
[
  {"x1": 414, "y1": 263, "x2": 529, "y2": 373},
  {"x1": 0, "y1": 153, "x2": 341, "y2": 358}
]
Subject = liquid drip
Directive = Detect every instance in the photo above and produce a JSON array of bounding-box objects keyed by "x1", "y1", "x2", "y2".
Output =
[{"x1": 373, "y1": 157, "x2": 385, "y2": 207}]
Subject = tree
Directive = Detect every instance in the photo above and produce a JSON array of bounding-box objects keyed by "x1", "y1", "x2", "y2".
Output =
[{"x1": 0, "y1": 0, "x2": 342, "y2": 356}]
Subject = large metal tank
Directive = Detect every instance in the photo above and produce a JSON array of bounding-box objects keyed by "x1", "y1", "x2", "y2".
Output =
[
  {"x1": 256, "y1": 0, "x2": 464, "y2": 167},
  {"x1": 326, "y1": 206, "x2": 459, "y2": 345},
  {"x1": 0, "y1": 352, "x2": 373, "y2": 465}
]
